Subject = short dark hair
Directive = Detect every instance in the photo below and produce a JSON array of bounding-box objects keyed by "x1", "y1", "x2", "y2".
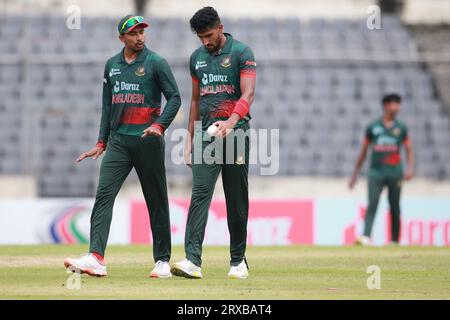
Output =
[
  {"x1": 190, "y1": 6, "x2": 221, "y2": 33},
  {"x1": 382, "y1": 93, "x2": 402, "y2": 105}
]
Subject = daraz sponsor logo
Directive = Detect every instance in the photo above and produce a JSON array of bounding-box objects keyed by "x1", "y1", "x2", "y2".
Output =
[
  {"x1": 376, "y1": 136, "x2": 397, "y2": 145},
  {"x1": 113, "y1": 81, "x2": 140, "y2": 93},
  {"x1": 201, "y1": 73, "x2": 228, "y2": 85}
]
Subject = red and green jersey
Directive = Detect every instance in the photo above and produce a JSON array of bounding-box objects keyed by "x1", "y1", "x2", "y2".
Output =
[
  {"x1": 190, "y1": 33, "x2": 256, "y2": 131},
  {"x1": 365, "y1": 118, "x2": 409, "y2": 172},
  {"x1": 98, "y1": 46, "x2": 181, "y2": 145}
]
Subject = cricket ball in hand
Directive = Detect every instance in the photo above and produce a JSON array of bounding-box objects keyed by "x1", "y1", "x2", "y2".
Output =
[{"x1": 207, "y1": 124, "x2": 218, "y2": 136}]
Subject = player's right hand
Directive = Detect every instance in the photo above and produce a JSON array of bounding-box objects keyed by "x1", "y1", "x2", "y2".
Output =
[{"x1": 76, "y1": 146, "x2": 105, "y2": 162}]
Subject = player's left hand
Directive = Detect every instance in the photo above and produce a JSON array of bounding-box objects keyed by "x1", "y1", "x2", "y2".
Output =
[
  {"x1": 141, "y1": 125, "x2": 162, "y2": 138},
  {"x1": 213, "y1": 119, "x2": 237, "y2": 138}
]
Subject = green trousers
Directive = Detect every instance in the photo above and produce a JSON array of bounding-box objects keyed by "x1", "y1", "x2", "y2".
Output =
[
  {"x1": 89, "y1": 131, "x2": 171, "y2": 262},
  {"x1": 364, "y1": 169, "x2": 402, "y2": 242},
  {"x1": 185, "y1": 124, "x2": 250, "y2": 267}
]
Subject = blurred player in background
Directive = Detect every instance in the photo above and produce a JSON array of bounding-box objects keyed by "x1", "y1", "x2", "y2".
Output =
[
  {"x1": 171, "y1": 7, "x2": 256, "y2": 279},
  {"x1": 64, "y1": 15, "x2": 181, "y2": 277},
  {"x1": 349, "y1": 93, "x2": 414, "y2": 246}
]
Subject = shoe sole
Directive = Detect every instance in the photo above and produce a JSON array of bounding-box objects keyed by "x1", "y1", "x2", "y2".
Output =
[
  {"x1": 228, "y1": 274, "x2": 248, "y2": 279},
  {"x1": 170, "y1": 266, "x2": 202, "y2": 279},
  {"x1": 64, "y1": 260, "x2": 107, "y2": 277},
  {"x1": 150, "y1": 272, "x2": 172, "y2": 279}
]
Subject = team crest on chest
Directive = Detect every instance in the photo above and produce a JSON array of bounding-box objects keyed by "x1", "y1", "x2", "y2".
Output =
[
  {"x1": 220, "y1": 56, "x2": 231, "y2": 68},
  {"x1": 135, "y1": 66, "x2": 145, "y2": 76},
  {"x1": 391, "y1": 127, "x2": 401, "y2": 136}
]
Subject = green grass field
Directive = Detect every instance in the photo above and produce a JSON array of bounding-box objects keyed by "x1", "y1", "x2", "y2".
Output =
[{"x1": 0, "y1": 245, "x2": 449, "y2": 299}]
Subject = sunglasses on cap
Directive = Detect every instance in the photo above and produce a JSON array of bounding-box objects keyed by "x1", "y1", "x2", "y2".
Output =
[{"x1": 120, "y1": 16, "x2": 145, "y2": 34}]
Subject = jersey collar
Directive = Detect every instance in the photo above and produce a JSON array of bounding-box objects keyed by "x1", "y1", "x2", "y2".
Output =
[
  {"x1": 220, "y1": 33, "x2": 233, "y2": 54},
  {"x1": 378, "y1": 117, "x2": 398, "y2": 130}
]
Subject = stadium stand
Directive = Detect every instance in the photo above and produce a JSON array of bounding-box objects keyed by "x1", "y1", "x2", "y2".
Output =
[
  {"x1": 409, "y1": 25, "x2": 450, "y2": 114},
  {"x1": 0, "y1": 14, "x2": 449, "y2": 196}
]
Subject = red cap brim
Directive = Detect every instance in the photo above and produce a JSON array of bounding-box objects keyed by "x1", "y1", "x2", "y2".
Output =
[{"x1": 126, "y1": 22, "x2": 149, "y2": 33}]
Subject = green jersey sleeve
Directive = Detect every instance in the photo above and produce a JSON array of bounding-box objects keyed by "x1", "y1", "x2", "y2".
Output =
[
  {"x1": 154, "y1": 57, "x2": 182, "y2": 130},
  {"x1": 239, "y1": 47, "x2": 256, "y2": 78},
  {"x1": 97, "y1": 63, "x2": 112, "y2": 145},
  {"x1": 365, "y1": 124, "x2": 373, "y2": 143},
  {"x1": 189, "y1": 53, "x2": 199, "y2": 82},
  {"x1": 402, "y1": 125, "x2": 409, "y2": 143}
]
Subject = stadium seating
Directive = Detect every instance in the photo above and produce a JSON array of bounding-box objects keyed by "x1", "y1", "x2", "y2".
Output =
[{"x1": 0, "y1": 15, "x2": 449, "y2": 196}]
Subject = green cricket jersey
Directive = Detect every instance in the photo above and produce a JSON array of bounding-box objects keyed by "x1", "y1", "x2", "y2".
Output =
[
  {"x1": 365, "y1": 118, "x2": 409, "y2": 173},
  {"x1": 98, "y1": 46, "x2": 181, "y2": 145},
  {"x1": 190, "y1": 33, "x2": 256, "y2": 131}
]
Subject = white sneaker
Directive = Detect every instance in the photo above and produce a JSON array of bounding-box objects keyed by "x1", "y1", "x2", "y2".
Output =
[
  {"x1": 171, "y1": 258, "x2": 202, "y2": 279},
  {"x1": 228, "y1": 260, "x2": 249, "y2": 279},
  {"x1": 355, "y1": 235, "x2": 371, "y2": 246},
  {"x1": 150, "y1": 260, "x2": 172, "y2": 278},
  {"x1": 64, "y1": 253, "x2": 107, "y2": 277}
]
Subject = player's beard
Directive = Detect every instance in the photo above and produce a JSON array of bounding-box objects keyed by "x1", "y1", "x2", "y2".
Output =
[{"x1": 205, "y1": 38, "x2": 222, "y2": 54}]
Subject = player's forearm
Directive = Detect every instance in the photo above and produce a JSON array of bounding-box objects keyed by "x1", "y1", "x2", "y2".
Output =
[
  {"x1": 351, "y1": 161, "x2": 363, "y2": 178},
  {"x1": 97, "y1": 94, "x2": 112, "y2": 145},
  {"x1": 405, "y1": 145, "x2": 415, "y2": 173},
  {"x1": 97, "y1": 117, "x2": 110, "y2": 146},
  {"x1": 232, "y1": 77, "x2": 255, "y2": 119},
  {"x1": 155, "y1": 91, "x2": 181, "y2": 131},
  {"x1": 241, "y1": 89, "x2": 255, "y2": 106},
  {"x1": 154, "y1": 59, "x2": 182, "y2": 131},
  {"x1": 97, "y1": 64, "x2": 112, "y2": 146},
  {"x1": 352, "y1": 150, "x2": 367, "y2": 178}
]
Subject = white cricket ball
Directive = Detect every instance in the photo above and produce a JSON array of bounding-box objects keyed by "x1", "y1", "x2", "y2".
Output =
[{"x1": 207, "y1": 125, "x2": 218, "y2": 136}]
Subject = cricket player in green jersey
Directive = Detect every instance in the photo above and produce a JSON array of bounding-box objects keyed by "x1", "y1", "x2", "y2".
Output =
[
  {"x1": 349, "y1": 93, "x2": 414, "y2": 246},
  {"x1": 171, "y1": 7, "x2": 256, "y2": 279},
  {"x1": 64, "y1": 15, "x2": 181, "y2": 277}
]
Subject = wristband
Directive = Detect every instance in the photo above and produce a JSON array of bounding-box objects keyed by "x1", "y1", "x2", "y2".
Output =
[
  {"x1": 151, "y1": 123, "x2": 166, "y2": 134},
  {"x1": 232, "y1": 98, "x2": 250, "y2": 119},
  {"x1": 96, "y1": 141, "x2": 107, "y2": 149}
]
